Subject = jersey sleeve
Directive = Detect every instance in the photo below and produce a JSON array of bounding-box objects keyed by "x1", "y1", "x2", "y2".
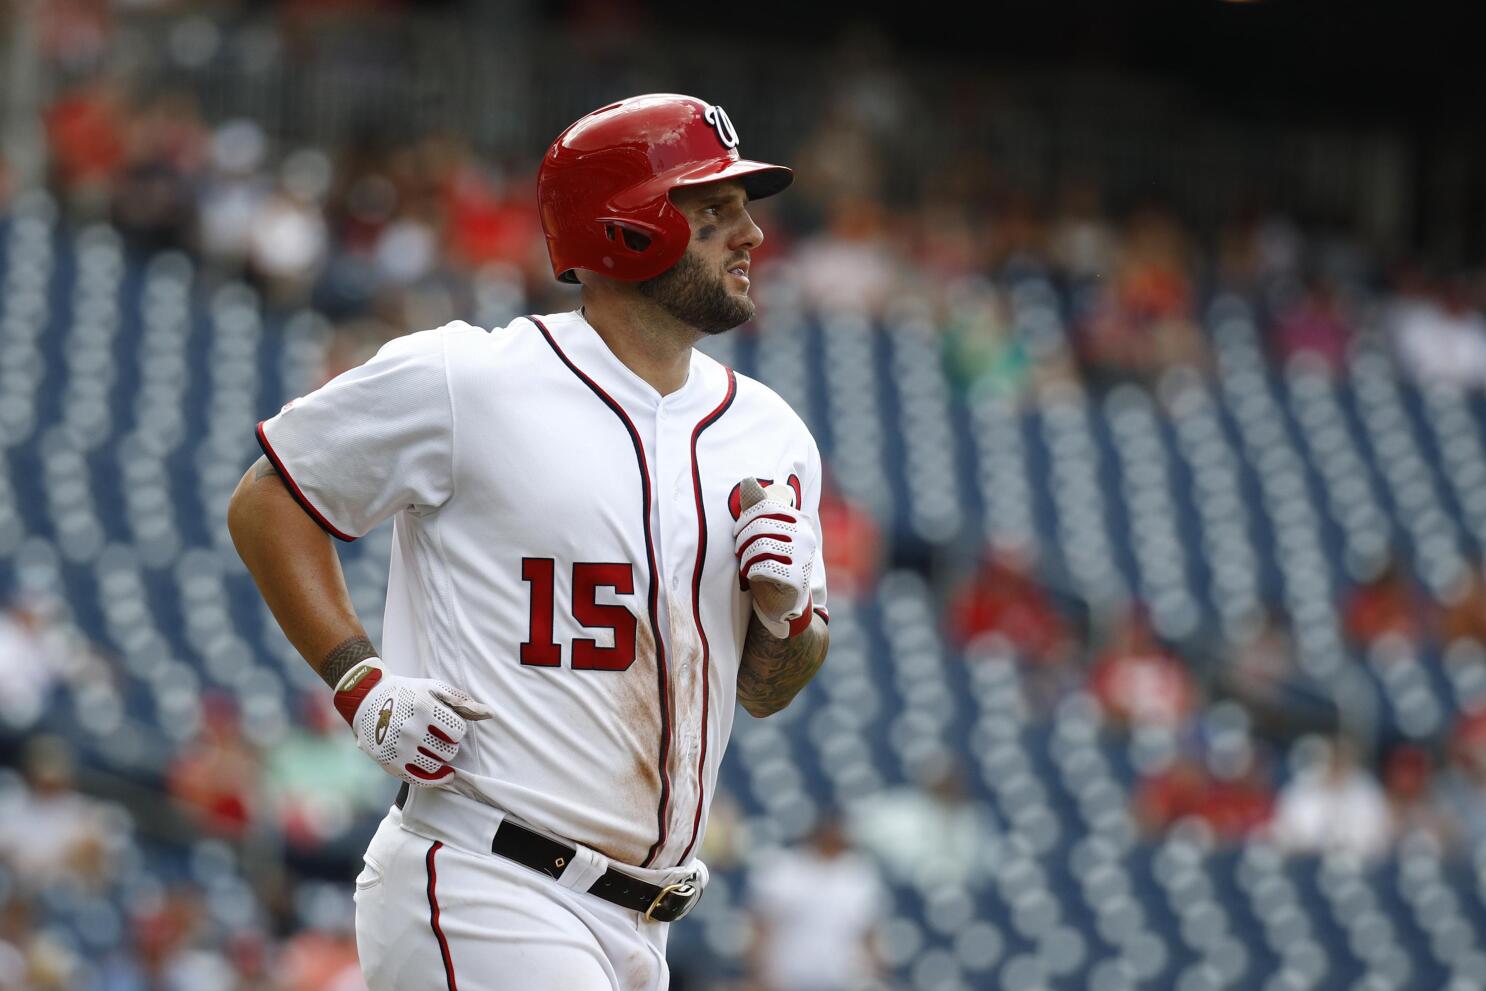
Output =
[{"x1": 256, "y1": 327, "x2": 456, "y2": 541}]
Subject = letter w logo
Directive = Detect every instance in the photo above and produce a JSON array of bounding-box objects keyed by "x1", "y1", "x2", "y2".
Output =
[{"x1": 704, "y1": 105, "x2": 739, "y2": 150}]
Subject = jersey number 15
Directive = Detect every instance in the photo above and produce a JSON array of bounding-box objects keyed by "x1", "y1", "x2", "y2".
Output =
[{"x1": 519, "y1": 558, "x2": 636, "y2": 671}]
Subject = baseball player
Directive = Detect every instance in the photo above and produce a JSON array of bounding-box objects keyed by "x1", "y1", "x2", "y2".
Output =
[{"x1": 227, "y1": 93, "x2": 830, "y2": 990}]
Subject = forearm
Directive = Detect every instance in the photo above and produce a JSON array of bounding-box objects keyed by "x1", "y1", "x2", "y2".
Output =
[
  {"x1": 736, "y1": 612, "x2": 829, "y2": 718},
  {"x1": 226, "y1": 456, "x2": 376, "y2": 687}
]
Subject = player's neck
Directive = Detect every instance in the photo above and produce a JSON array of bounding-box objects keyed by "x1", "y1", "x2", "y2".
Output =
[{"x1": 579, "y1": 299, "x2": 698, "y2": 397}]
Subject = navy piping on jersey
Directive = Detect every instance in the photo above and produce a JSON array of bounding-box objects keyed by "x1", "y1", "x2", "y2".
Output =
[
  {"x1": 529, "y1": 316, "x2": 674, "y2": 868},
  {"x1": 425, "y1": 842, "x2": 458, "y2": 991},
  {"x1": 679, "y1": 367, "x2": 737, "y2": 864},
  {"x1": 255, "y1": 422, "x2": 358, "y2": 542}
]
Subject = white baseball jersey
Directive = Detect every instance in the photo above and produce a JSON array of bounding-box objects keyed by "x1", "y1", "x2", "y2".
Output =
[{"x1": 257, "y1": 310, "x2": 828, "y2": 870}]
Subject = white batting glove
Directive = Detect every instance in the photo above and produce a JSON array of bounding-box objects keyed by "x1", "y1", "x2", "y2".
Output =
[
  {"x1": 332, "y1": 657, "x2": 493, "y2": 788},
  {"x1": 733, "y1": 477, "x2": 817, "y2": 639}
]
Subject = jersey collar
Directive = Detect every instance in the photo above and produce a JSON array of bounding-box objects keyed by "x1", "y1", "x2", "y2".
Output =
[{"x1": 552, "y1": 309, "x2": 725, "y2": 414}]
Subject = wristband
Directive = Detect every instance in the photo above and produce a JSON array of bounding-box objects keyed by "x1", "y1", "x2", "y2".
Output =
[
  {"x1": 333, "y1": 657, "x2": 385, "y2": 726},
  {"x1": 786, "y1": 597, "x2": 814, "y2": 638}
]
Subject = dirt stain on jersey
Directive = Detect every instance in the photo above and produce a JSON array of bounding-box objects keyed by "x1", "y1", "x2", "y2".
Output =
[
  {"x1": 599, "y1": 610, "x2": 664, "y2": 866},
  {"x1": 665, "y1": 588, "x2": 705, "y2": 770},
  {"x1": 623, "y1": 950, "x2": 655, "y2": 991},
  {"x1": 660, "y1": 588, "x2": 710, "y2": 863}
]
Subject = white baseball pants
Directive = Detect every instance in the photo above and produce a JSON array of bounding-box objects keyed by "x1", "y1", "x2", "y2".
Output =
[{"x1": 353, "y1": 805, "x2": 677, "y2": 991}]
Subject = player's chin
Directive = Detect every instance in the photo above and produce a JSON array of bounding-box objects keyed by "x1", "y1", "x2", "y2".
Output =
[
  {"x1": 729, "y1": 295, "x2": 758, "y2": 324},
  {"x1": 701, "y1": 299, "x2": 755, "y2": 336}
]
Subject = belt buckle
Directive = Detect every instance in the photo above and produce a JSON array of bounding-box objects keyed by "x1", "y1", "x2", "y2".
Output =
[{"x1": 644, "y1": 878, "x2": 701, "y2": 923}]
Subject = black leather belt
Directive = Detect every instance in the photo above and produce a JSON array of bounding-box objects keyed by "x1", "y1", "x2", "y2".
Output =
[{"x1": 394, "y1": 783, "x2": 701, "y2": 923}]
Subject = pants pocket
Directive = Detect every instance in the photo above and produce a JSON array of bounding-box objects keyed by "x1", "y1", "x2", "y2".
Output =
[
  {"x1": 355, "y1": 809, "x2": 405, "y2": 892},
  {"x1": 354, "y1": 858, "x2": 384, "y2": 891}
]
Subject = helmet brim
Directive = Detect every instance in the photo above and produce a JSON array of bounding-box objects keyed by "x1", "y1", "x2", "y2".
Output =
[{"x1": 672, "y1": 158, "x2": 793, "y2": 201}]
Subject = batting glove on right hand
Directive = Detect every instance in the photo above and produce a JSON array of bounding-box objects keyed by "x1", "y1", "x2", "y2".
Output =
[
  {"x1": 734, "y1": 477, "x2": 818, "y2": 639},
  {"x1": 333, "y1": 657, "x2": 493, "y2": 788}
]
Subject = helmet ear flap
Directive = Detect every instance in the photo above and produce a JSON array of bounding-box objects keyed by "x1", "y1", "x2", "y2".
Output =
[
  {"x1": 595, "y1": 216, "x2": 669, "y2": 260},
  {"x1": 604, "y1": 222, "x2": 653, "y2": 254}
]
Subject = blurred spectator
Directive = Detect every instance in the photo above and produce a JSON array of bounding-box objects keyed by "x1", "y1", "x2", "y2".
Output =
[
  {"x1": 1254, "y1": 214, "x2": 1306, "y2": 287},
  {"x1": 1219, "y1": 611, "x2": 1336, "y2": 741},
  {"x1": 1270, "y1": 278, "x2": 1354, "y2": 373},
  {"x1": 0, "y1": 912, "x2": 76, "y2": 991},
  {"x1": 790, "y1": 109, "x2": 884, "y2": 214},
  {"x1": 792, "y1": 197, "x2": 901, "y2": 314},
  {"x1": 847, "y1": 757, "x2": 997, "y2": 886},
  {"x1": 0, "y1": 940, "x2": 21, "y2": 990},
  {"x1": 1441, "y1": 566, "x2": 1486, "y2": 644},
  {"x1": 984, "y1": 191, "x2": 1049, "y2": 277},
  {"x1": 910, "y1": 199, "x2": 983, "y2": 284},
  {"x1": 1438, "y1": 704, "x2": 1486, "y2": 852},
  {"x1": 91, "y1": 886, "x2": 228, "y2": 991},
  {"x1": 277, "y1": 927, "x2": 365, "y2": 991},
  {"x1": 198, "y1": 120, "x2": 273, "y2": 269},
  {"x1": 432, "y1": 136, "x2": 540, "y2": 272},
  {"x1": 948, "y1": 546, "x2": 1072, "y2": 665},
  {"x1": 1392, "y1": 275, "x2": 1486, "y2": 388},
  {"x1": 221, "y1": 930, "x2": 277, "y2": 991},
  {"x1": 817, "y1": 475, "x2": 882, "y2": 602},
  {"x1": 0, "y1": 736, "x2": 112, "y2": 890},
  {"x1": 38, "y1": 0, "x2": 112, "y2": 72},
  {"x1": 0, "y1": 594, "x2": 68, "y2": 731},
  {"x1": 166, "y1": 695, "x2": 260, "y2": 839},
  {"x1": 247, "y1": 150, "x2": 332, "y2": 303},
  {"x1": 265, "y1": 692, "x2": 387, "y2": 850},
  {"x1": 941, "y1": 278, "x2": 1031, "y2": 398},
  {"x1": 1077, "y1": 206, "x2": 1206, "y2": 385},
  {"x1": 1089, "y1": 607, "x2": 1198, "y2": 731},
  {"x1": 1271, "y1": 736, "x2": 1392, "y2": 861},
  {"x1": 1382, "y1": 745, "x2": 1453, "y2": 846},
  {"x1": 1134, "y1": 753, "x2": 1207, "y2": 836},
  {"x1": 695, "y1": 788, "x2": 750, "y2": 870},
  {"x1": 1135, "y1": 738, "x2": 1274, "y2": 843},
  {"x1": 44, "y1": 79, "x2": 126, "y2": 215},
  {"x1": 748, "y1": 814, "x2": 884, "y2": 991},
  {"x1": 2, "y1": 897, "x2": 78, "y2": 991},
  {"x1": 1049, "y1": 179, "x2": 1117, "y2": 282},
  {"x1": 371, "y1": 207, "x2": 440, "y2": 289},
  {"x1": 1344, "y1": 559, "x2": 1433, "y2": 649},
  {"x1": 1199, "y1": 752, "x2": 1275, "y2": 842},
  {"x1": 112, "y1": 89, "x2": 207, "y2": 251},
  {"x1": 317, "y1": 316, "x2": 405, "y2": 385}
]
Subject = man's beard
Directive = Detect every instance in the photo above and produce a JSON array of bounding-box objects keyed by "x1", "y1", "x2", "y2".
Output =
[{"x1": 636, "y1": 249, "x2": 754, "y2": 335}]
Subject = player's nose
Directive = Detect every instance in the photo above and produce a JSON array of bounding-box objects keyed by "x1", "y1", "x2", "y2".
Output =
[{"x1": 732, "y1": 209, "x2": 763, "y2": 251}]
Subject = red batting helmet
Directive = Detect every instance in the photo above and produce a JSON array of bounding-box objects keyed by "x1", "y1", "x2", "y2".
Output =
[{"x1": 538, "y1": 94, "x2": 793, "y2": 284}]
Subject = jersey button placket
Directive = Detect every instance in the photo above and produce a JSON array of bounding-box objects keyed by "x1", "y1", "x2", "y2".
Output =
[
  {"x1": 653, "y1": 404, "x2": 668, "y2": 574},
  {"x1": 654, "y1": 403, "x2": 674, "y2": 589},
  {"x1": 649, "y1": 400, "x2": 676, "y2": 864},
  {"x1": 650, "y1": 402, "x2": 683, "y2": 651},
  {"x1": 665, "y1": 410, "x2": 681, "y2": 593}
]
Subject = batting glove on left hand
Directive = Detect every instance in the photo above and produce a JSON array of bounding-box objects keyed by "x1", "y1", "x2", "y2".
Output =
[
  {"x1": 332, "y1": 657, "x2": 493, "y2": 788},
  {"x1": 734, "y1": 477, "x2": 817, "y2": 639}
]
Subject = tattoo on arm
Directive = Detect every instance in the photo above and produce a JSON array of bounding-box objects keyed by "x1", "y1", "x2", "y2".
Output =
[
  {"x1": 319, "y1": 635, "x2": 378, "y2": 689},
  {"x1": 736, "y1": 613, "x2": 829, "y2": 718}
]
